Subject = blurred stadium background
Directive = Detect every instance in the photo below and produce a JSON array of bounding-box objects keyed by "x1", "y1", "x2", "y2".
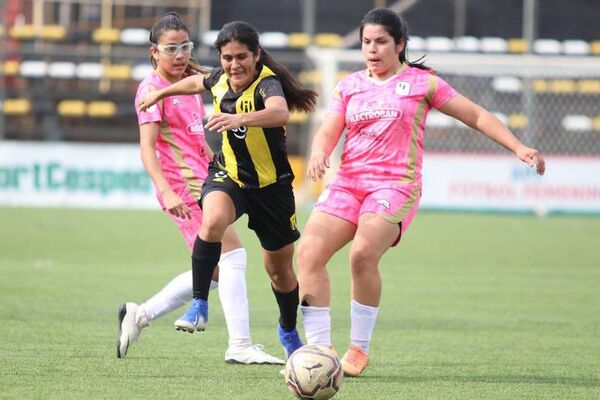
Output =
[{"x1": 1, "y1": 0, "x2": 600, "y2": 213}]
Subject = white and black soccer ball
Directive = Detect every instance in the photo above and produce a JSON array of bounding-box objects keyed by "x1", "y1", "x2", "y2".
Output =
[{"x1": 284, "y1": 344, "x2": 343, "y2": 400}]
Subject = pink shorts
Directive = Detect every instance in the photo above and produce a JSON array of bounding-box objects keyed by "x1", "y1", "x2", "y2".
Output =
[
  {"x1": 315, "y1": 180, "x2": 421, "y2": 246},
  {"x1": 164, "y1": 202, "x2": 203, "y2": 251}
]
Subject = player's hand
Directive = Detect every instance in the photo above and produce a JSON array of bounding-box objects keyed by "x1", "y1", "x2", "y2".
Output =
[
  {"x1": 162, "y1": 190, "x2": 192, "y2": 219},
  {"x1": 307, "y1": 151, "x2": 330, "y2": 182},
  {"x1": 516, "y1": 145, "x2": 545, "y2": 175},
  {"x1": 138, "y1": 90, "x2": 162, "y2": 112},
  {"x1": 206, "y1": 113, "x2": 243, "y2": 133}
]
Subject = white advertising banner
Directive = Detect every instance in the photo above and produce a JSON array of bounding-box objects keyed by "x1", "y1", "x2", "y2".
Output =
[
  {"x1": 421, "y1": 153, "x2": 600, "y2": 214},
  {"x1": 0, "y1": 141, "x2": 156, "y2": 209},
  {"x1": 2, "y1": 142, "x2": 599, "y2": 214}
]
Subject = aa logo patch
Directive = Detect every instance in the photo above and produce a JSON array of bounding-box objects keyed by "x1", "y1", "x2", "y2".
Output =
[
  {"x1": 289, "y1": 214, "x2": 298, "y2": 231},
  {"x1": 240, "y1": 99, "x2": 254, "y2": 113}
]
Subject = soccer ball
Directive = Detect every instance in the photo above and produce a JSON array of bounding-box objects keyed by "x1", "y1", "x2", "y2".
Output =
[{"x1": 284, "y1": 344, "x2": 343, "y2": 400}]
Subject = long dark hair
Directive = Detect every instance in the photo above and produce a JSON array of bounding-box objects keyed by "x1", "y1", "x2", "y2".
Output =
[
  {"x1": 215, "y1": 21, "x2": 317, "y2": 113},
  {"x1": 149, "y1": 12, "x2": 207, "y2": 76},
  {"x1": 360, "y1": 8, "x2": 430, "y2": 71}
]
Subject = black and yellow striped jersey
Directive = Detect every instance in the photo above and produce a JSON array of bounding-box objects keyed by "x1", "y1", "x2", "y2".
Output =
[{"x1": 203, "y1": 65, "x2": 294, "y2": 189}]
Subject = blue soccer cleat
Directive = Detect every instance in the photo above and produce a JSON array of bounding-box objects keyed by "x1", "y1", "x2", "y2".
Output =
[
  {"x1": 174, "y1": 298, "x2": 208, "y2": 333},
  {"x1": 277, "y1": 325, "x2": 304, "y2": 358}
]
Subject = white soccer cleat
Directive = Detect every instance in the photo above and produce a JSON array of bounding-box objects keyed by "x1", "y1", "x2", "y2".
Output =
[
  {"x1": 116, "y1": 302, "x2": 148, "y2": 358},
  {"x1": 225, "y1": 344, "x2": 285, "y2": 365}
]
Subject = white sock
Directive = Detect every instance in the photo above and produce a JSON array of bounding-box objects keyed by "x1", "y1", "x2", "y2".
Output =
[
  {"x1": 217, "y1": 248, "x2": 252, "y2": 349},
  {"x1": 301, "y1": 305, "x2": 331, "y2": 346},
  {"x1": 138, "y1": 268, "x2": 219, "y2": 323},
  {"x1": 140, "y1": 270, "x2": 193, "y2": 321},
  {"x1": 350, "y1": 300, "x2": 379, "y2": 353}
]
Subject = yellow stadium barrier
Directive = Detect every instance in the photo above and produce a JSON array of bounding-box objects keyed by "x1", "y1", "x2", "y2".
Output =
[
  {"x1": 288, "y1": 156, "x2": 305, "y2": 189},
  {"x1": 92, "y1": 28, "x2": 120, "y2": 44},
  {"x1": 508, "y1": 113, "x2": 528, "y2": 129},
  {"x1": 104, "y1": 64, "x2": 132, "y2": 80},
  {"x1": 593, "y1": 117, "x2": 600, "y2": 132},
  {"x1": 9, "y1": 24, "x2": 36, "y2": 40},
  {"x1": 507, "y1": 38, "x2": 529, "y2": 53},
  {"x1": 289, "y1": 112, "x2": 309, "y2": 124},
  {"x1": 313, "y1": 33, "x2": 343, "y2": 48},
  {"x1": 578, "y1": 80, "x2": 600, "y2": 94},
  {"x1": 87, "y1": 101, "x2": 117, "y2": 118},
  {"x1": 3, "y1": 99, "x2": 31, "y2": 115},
  {"x1": 2, "y1": 60, "x2": 20, "y2": 76},
  {"x1": 40, "y1": 25, "x2": 66, "y2": 41},
  {"x1": 590, "y1": 40, "x2": 600, "y2": 56},
  {"x1": 298, "y1": 70, "x2": 322, "y2": 85},
  {"x1": 288, "y1": 32, "x2": 310, "y2": 48},
  {"x1": 58, "y1": 100, "x2": 87, "y2": 117}
]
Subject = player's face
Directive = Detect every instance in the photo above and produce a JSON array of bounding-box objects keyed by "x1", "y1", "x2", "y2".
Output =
[
  {"x1": 151, "y1": 29, "x2": 192, "y2": 82},
  {"x1": 219, "y1": 40, "x2": 259, "y2": 93},
  {"x1": 361, "y1": 24, "x2": 405, "y2": 80}
]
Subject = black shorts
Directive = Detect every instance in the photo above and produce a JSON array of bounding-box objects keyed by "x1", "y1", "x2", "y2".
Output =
[{"x1": 200, "y1": 162, "x2": 300, "y2": 251}]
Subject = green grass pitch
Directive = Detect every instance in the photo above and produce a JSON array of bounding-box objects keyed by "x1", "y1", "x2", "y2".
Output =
[{"x1": 1, "y1": 206, "x2": 599, "y2": 399}]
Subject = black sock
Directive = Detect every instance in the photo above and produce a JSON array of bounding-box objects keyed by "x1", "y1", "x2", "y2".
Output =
[
  {"x1": 192, "y1": 237, "x2": 221, "y2": 300},
  {"x1": 272, "y1": 284, "x2": 299, "y2": 331}
]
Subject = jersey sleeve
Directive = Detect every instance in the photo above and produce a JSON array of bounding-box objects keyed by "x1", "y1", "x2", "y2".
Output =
[
  {"x1": 257, "y1": 76, "x2": 285, "y2": 100},
  {"x1": 135, "y1": 83, "x2": 163, "y2": 126},
  {"x1": 430, "y1": 75, "x2": 458, "y2": 109},
  {"x1": 202, "y1": 68, "x2": 221, "y2": 91},
  {"x1": 326, "y1": 81, "x2": 345, "y2": 115}
]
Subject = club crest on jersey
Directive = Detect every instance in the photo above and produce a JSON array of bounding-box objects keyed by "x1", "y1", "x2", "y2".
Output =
[
  {"x1": 240, "y1": 99, "x2": 254, "y2": 113},
  {"x1": 395, "y1": 81, "x2": 411, "y2": 96},
  {"x1": 187, "y1": 112, "x2": 204, "y2": 134}
]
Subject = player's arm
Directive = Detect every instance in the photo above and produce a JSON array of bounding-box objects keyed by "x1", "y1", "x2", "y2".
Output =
[
  {"x1": 438, "y1": 94, "x2": 545, "y2": 175},
  {"x1": 138, "y1": 75, "x2": 206, "y2": 112},
  {"x1": 205, "y1": 97, "x2": 289, "y2": 133},
  {"x1": 306, "y1": 112, "x2": 346, "y2": 181},
  {"x1": 139, "y1": 123, "x2": 191, "y2": 219}
]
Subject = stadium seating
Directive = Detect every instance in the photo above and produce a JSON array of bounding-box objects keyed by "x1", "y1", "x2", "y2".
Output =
[
  {"x1": 92, "y1": 27, "x2": 120, "y2": 44},
  {"x1": 2, "y1": 99, "x2": 31, "y2": 115}
]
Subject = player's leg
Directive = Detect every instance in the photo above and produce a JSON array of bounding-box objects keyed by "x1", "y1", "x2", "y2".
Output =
[
  {"x1": 174, "y1": 190, "x2": 234, "y2": 332},
  {"x1": 297, "y1": 185, "x2": 359, "y2": 351},
  {"x1": 341, "y1": 186, "x2": 419, "y2": 376},
  {"x1": 175, "y1": 169, "x2": 240, "y2": 333},
  {"x1": 248, "y1": 181, "x2": 303, "y2": 358},
  {"x1": 117, "y1": 204, "x2": 209, "y2": 358},
  {"x1": 219, "y1": 225, "x2": 284, "y2": 365},
  {"x1": 297, "y1": 210, "x2": 355, "y2": 349}
]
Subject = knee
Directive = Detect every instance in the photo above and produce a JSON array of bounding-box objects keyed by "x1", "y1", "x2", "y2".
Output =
[
  {"x1": 297, "y1": 240, "x2": 323, "y2": 274},
  {"x1": 349, "y1": 248, "x2": 379, "y2": 276},
  {"x1": 199, "y1": 215, "x2": 228, "y2": 241}
]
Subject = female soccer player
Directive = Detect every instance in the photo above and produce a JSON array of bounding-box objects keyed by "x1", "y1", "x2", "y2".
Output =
[
  {"x1": 138, "y1": 20, "x2": 317, "y2": 358},
  {"x1": 297, "y1": 8, "x2": 546, "y2": 377},
  {"x1": 119, "y1": 12, "x2": 283, "y2": 365}
]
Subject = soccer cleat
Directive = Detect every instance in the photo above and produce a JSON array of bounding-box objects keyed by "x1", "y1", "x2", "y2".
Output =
[
  {"x1": 174, "y1": 298, "x2": 208, "y2": 333},
  {"x1": 225, "y1": 344, "x2": 285, "y2": 365},
  {"x1": 277, "y1": 325, "x2": 304, "y2": 358},
  {"x1": 341, "y1": 346, "x2": 369, "y2": 377},
  {"x1": 117, "y1": 302, "x2": 148, "y2": 358}
]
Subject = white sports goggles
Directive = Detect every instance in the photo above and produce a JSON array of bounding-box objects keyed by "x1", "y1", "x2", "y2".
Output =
[{"x1": 154, "y1": 41, "x2": 194, "y2": 55}]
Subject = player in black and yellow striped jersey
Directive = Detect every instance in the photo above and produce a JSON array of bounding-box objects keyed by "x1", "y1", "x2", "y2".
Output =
[{"x1": 138, "y1": 20, "x2": 317, "y2": 359}]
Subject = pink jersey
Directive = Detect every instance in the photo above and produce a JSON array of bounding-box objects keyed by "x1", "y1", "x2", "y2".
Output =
[
  {"x1": 135, "y1": 71, "x2": 211, "y2": 208},
  {"x1": 328, "y1": 67, "x2": 457, "y2": 187}
]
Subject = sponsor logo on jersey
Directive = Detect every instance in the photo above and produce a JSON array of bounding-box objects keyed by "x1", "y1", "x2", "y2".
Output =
[
  {"x1": 347, "y1": 108, "x2": 402, "y2": 124},
  {"x1": 231, "y1": 126, "x2": 247, "y2": 139},
  {"x1": 187, "y1": 112, "x2": 204, "y2": 134},
  {"x1": 171, "y1": 98, "x2": 181, "y2": 105}
]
